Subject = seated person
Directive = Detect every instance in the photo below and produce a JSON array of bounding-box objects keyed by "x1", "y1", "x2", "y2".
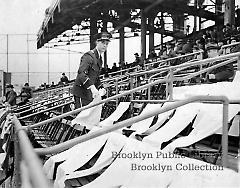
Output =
[
  {"x1": 111, "y1": 62, "x2": 119, "y2": 73},
  {"x1": 60, "y1": 73, "x2": 69, "y2": 84},
  {"x1": 19, "y1": 83, "x2": 32, "y2": 105},
  {"x1": 161, "y1": 42, "x2": 176, "y2": 59},
  {"x1": 4, "y1": 84, "x2": 17, "y2": 106},
  {"x1": 207, "y1": 62, "x2": 235, "y2": 82}
]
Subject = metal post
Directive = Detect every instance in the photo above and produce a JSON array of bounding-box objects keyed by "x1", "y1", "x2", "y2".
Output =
[
  {"x1": 221, "y1": 101, "x2": 229, "y2": 167},
  {"x1": 168, "y1": 69, "x2": 174, "y2": 100},
  {"x1": 148, "y1": 80, "x2": 151, "y2": 100},
  {"x1": 237, "y1": 56, "x2": 240, "y2": 71},
  {"x1": 68, "y1": 45, "x2": 70, "y2": 79},
  {"x1": 115, "y1": 78, "x2": 119, "y2": 106},
  {"x1": 6, "y1": 34, "x2": 9, "y2": 73},
  {"x1": 27, "y1": 34, "x2": 30, "y2": 83},
  {"x1": 130, "y1": 76, "x2": 134, "y2": 101},
  {"x1": 47, "y1": 43, "x2": 50, "y2": 84}
]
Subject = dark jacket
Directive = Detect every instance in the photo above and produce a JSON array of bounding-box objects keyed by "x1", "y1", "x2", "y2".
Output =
[
  {"x1": 5, "y1": 90, "x2": 17, "y2": 106},
  {"x1": 72, "y1": 48, "x2": 102, "y2": 101}
]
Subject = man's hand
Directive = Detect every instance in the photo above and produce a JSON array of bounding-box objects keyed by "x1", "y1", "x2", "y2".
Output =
[
  {"x1": 89, "y1": 85, "x2": 100, "y2": 99},
  {"x1": 208, "y1": 74, "x2": 216, "y2": 80},
  {"x1": 99, "y1": 88, "x2": 107, "y2": 96}
]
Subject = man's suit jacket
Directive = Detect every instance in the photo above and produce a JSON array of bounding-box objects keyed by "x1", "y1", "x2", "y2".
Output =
[{"x1": 72, "y1": 48, "x2": 102, "y2": 101}]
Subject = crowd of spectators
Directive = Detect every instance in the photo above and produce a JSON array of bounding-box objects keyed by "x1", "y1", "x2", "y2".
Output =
[{"x1": 99, "y1": 24, "x2": 240, "y2": 77}]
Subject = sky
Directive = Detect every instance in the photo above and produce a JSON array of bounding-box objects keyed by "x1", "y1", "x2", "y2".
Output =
[
  {"x1": 0, "y1": 0, "x2": 148, "y2": 88},
  {"x1": 0, "y1": 0, "x2": 239, "y2": 88}
]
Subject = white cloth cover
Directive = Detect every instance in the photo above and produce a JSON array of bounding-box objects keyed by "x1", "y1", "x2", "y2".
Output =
[
  {"x1": 215, "y1": 114, "x2": 239, "y2": 137},
  {"x1": 163, "y1": 104, "x2": 240, "y2": 153},
  {"x1": 43, "y1": 127, "x2": 106, "y2": 179},
  {"x1": 124, "y1": 103, "x2": 163, "y2": 134},
  {"x1": 137, "y1": 102, "x2": 175, "y2": 135},
  {"x1": 54, "y1": 133, "x2": 127, "y2": 188},
  {"x1": 71, "y1": 95, "x2": 103, "y2": 130},
  {"x1": 78, "y1": 140, "x2": 239, "y2": 188},
  {"x1": 99, "y1": 102, "x2": 130, "y2": 127},
  {"x1": 143, "y1": 103, "x2": 200, "y2": 148}
]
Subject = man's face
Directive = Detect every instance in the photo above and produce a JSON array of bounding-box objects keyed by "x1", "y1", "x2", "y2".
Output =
[{"x1": 96, "y1": 40, "x2": 110, "y2": 53}]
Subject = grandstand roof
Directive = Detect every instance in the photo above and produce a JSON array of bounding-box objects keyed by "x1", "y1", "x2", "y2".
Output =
[{"x1": 37, "y1": 0, "x2": 223, "y2": 48}]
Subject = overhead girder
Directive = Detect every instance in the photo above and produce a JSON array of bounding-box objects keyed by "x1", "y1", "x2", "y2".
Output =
[{"x1": 37, "y1": 0, "x2": 222, "y2": 48}]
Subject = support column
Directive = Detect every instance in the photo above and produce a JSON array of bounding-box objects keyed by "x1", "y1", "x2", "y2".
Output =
[
  {"x1": 224, "y1": 0, "x2": 235, "y2": 25},
  {"x1": 90, "y1": 18, "x2": 98, "y2": 50},
  {"x1": 119, "y1": 27, "x2": 125, "y2": 65},
  {"x1": 193, "y1": 0, "x2": 197, "y2": 32},
  {"x1": 172, "y1": 13, "x2": 184, "y2": 36},
  {"x1": 148, "y1": 14, "x2": 155, "y2": 53},
  {"x1": 141, "y1": 10, "x2": 147, "y2": 60},
  {"x1": 118, "y1": 11, "x2": 130, "y2": 65},
  {"x1": 216, "y1": 0, "x2": 223, "y2": 30},
  {"x1": 102, "y1": 16, "x2": 108, "y2": 69}
]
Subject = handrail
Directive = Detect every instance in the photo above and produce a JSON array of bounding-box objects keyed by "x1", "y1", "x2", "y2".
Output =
[
  {"x1": 149, "y1": 56, "x2": 237, "y2": 82},
  {"x1": 101, "y1": 51, "x2": 202, "y2": 79},
  {"x1": 33, "y1": 85, "x2": 72, "y2": 98},
  {"x1": 34, "y1": 95, "x2": 230, "y2": 168},
  {"x1": 17, "y1": 95, "x2": 73, "y2": 116},
  {"x1": 29, "y1": 55, "x2": 240, "y2": 129},
  {"x1": 18, "y1": 100, "x2": 73, "y2": 120},
  {"x1": 145, "y1": 50, "x2": 203, "y2": 68},
  {"x1": 12, "y1": 116, "x2": 52, "y2": 188},
  {"x1": 12, "y1": 94, "x2": 70, "y2": 113},
  {"x1": 221, "y1": 41, "x2": 240, "y2": 50},
  {"x1": 29, "y1": 78, "x2": 172, "y2": 128},
  {"x1": 130, "y1": 51, "x2": 240, "y2": 77}
]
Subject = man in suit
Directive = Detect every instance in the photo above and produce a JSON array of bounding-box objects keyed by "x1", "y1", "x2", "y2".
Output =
[{"x1": 72, "y1": 31, "x2": 111, "y2": 108}]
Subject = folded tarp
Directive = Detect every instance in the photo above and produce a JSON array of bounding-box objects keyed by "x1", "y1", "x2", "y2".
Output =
[
  {"x1": 43, "y1": 127, "x2": 108, "y2": 180},
  {"x1": 79, "y1": 139, "x2": 158, "y2": 188},
  {"x1": 215, "y1": 114, "x2": 239, "y2": 137},
  {"x1": 173, "y1": 75, "x2": 240, "y2": 101},
  {"x1": 134, "y1": 102, "x2": 175, "y2": 136},
  {"x1": 124, "y1": 103, "x2": 163, "y2": 134},
  {"x1": 79, "y1": 139, "x2": 239, "y2": 188},
  {"x1": 121, "y1": 152, "x2": 239, "y2": 188},
  {"x1": 143, "y1": 103, "x2": 200, "y2": 148},
  {"x1": 99, "y1": 102, "x2": 130, "y2": 128},
  {"x1": 71, "y1": 95, "x2": 103, "y2": 130},
  {"x1": 163, "y1": 103, "x2": 240, "y2": 153},
  {"x1": 54, "y1": 133, "x2": 127, "y2": 188},
  {"x1": 45, "y1": 102, "x2": 131, "y2": 181}
]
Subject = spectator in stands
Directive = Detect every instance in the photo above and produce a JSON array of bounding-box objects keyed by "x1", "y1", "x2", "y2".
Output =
[
  {"x1": 210, "y1": 27, "x2": 218, "y2": 42},
  {"x1": 181, "y1": 39, "x2": 193, "y2": 54},
  {"x1": 60, "y1": 73, "x2": 69, "y2": 84},
  {"x1": 111, "y1": 62, "x2": 119, "y2": 73},
  {"x1": 224, "y1": 23, "x2": 232, "y2": 39},
  {"x1": 161, "y1": 41, "x2": 176, "y2": 59},
  {"x1": 174, "y1": 39, "x2": 184, "y2": 55},
  {"x1": 4, "y1": 84, "x2": 17, "y2": 106},
  {"x1": 196, "y1": 38, "x2": 208, "y2": 59},
  {"x1": 72, "y1": 31, "x2": 111, "y2": 108},
  {"x1": 50, "y1": 81, "x2": 55, "y2": 88},
  {"x1": 217, "y1": 41, "x2": 224, "y2": 56},
  {"x1": 207, "y1": 63, "x2": 234, "y2": 82},
  {"x1": 148, "y1": 49, "x2": 157, "y2": 59},
  {"x1": 18, "y1": 83, "x2": 32, "y2": 105},
  {"x1": 132, "y1": 53, "x2": 141, "y2": 67},
  {"x1": 158, "y1": 45, "x2": 166, "y2": 57},
  {"x1": 231, "y1": 25, "x2": 238, "y2": 36}
]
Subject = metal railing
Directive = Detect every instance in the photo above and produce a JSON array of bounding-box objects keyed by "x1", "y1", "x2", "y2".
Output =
[
  {"x1": 11, "y1": 115, "x2": 52, "y2": 188},
  {"x1": 33, "y1": 95, "x2": 232, "y2": 168},
  {"x1": 28, "y1": 52, "x2": 240, "y2": 129}
]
